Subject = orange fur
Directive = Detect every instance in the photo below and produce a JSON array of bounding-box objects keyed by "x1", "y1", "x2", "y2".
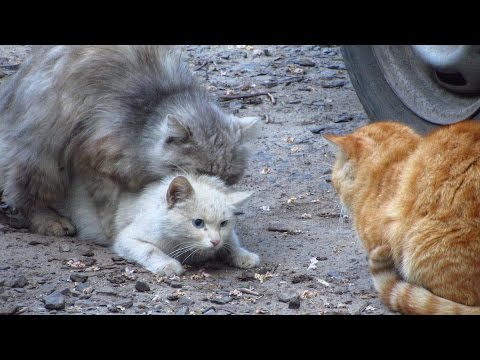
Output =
[{"x1": 325, "y1": 121, "x2": 480, "y2": 315}]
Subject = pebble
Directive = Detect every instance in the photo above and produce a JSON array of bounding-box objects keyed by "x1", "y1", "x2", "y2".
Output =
[
  {"x1": 288, "y1": 296, "x2": 301, "y2": 309},
  {"x1": 167, "y1": 294, "x2": 180, "y2": 301},
  {"x1": 96, "y1": 287, "x2": 118, "y2": 296},
  {"x1": 74, "y1": 299, "x2": 95, "y2": 308},
  {"x1": 210, "y1": 296, "x2": 232, "y2": 305},
  {"x1": 5, "y1": 275, "x2": 28, "y2": 288},
  {"x1": 111, "y1": 256, "x2": 125, "y2": 262},
  {"x1": 28, "y1": 238, "x2": 52, "y2": 246},
  {"x1": 178, "y1": 296, "x2": 195, "y2": 306},
  {"x1": 81, "y1": 249, "x2": 95, "y2": 257},
  {"x1": 321, "y1": 80, "x2": 347, "y2": 88},
  {"x1": 81, "y1": 257, "x2": 96, "y2": 267},
  {"x1": 135, "y1": 281, "x2": 150, "y2": 292},
  {"x1": 44, "y1": 292, "x2": 66, "y2": 310},
  {"x1": 326, "y1": 62, "x2": 346, "y2": 70},
  {"x1": 70, "y1": 273, "x2": 88, "y2": 283},
  {"x1": 278, "y1": 289, "x2": 300, "y2": 303},
  {"x1": 291, "y1": 274, "x2": 313, "y2": 284},
  {"x1": 175, "y1": 306, "x2": 190, "y2": 315},
  {"x1": 0, "y1": 266, "x2": 10, "y2": 271},
  {"x1": 0, "y1": 304, "x2": 22, "y2": 315},
  {"x1": 293, "y1": 58, "x2": 316, "y2": 67},
  {"x1": 202, "y1": 307, "x2": 216, "y2": 315},
  {"x1": 333, "y1": 114, "x2": 354, "y2": 123},
  {"x1": 318, "y1": 69, "x2": 338, "y2": 80},
  {"x1": 169, "y1": 281, "x2": 182, "y2": 289},
  {"x1": 115, "y1": 299, "x2": 133, "y2": 309}
]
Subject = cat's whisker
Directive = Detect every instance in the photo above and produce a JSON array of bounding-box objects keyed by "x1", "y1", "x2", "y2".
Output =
[
  {"x1": 165, "y1": 160, "x2": 188, "y2": 175},
  {"x1": 182, "y1": 248, "x2": 201, "y2": 264},
  {"x1": 168, "y1": 244, "x2": 197, "y2": 259}
]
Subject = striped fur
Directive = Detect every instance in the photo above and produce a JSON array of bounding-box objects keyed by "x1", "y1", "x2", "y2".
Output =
[{"x1": 325, "y1": 121, "x2": 480, "y2": 315}]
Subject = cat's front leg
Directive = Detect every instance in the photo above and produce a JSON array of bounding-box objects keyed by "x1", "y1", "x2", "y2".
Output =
[
  {"x1": 113, "y1": 227, "x2": 184, "y2": 276},
  {"x1": 223, "y1": 229, "x2": 260, "y2": 269}
]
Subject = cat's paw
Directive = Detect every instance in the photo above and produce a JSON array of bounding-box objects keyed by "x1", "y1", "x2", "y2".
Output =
[
  {"x1": 149, "y1": 258, "x2": 184, "y2": 276},
  {"x1": 30, "y1": 212, "x2": 76, "y2": 236},
  {"x1": 230, "y1": 249, "x2": 260, "y2": 269}
]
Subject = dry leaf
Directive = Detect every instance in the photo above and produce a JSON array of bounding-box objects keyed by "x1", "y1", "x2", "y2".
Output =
[
  {"x1": 301, "y1": 290, "x2": 318, "y2": 299},
  {"x1": 287, "y1": 196, "x2": 297, "y2": 204}
]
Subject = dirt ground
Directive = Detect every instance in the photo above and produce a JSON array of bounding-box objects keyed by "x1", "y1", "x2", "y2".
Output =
[{"x1": 0, "y1": 45, "x2": 393, "y2": 315}]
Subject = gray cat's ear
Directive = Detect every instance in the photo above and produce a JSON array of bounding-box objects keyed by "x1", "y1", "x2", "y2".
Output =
[
  {"x1": 167, "y1": 176, "x2": 194, "y2": 208},
  {"x1": 228, "y1": 190, "x2": 253, "y2": 206},
  {"x1": 165, "y1": 114, "x2": 192, "y2": 144},
  {"x1": 233, "y1": 116, "x2": 261, "y2": 139}
]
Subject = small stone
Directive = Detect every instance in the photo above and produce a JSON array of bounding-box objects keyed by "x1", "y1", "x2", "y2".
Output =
[
  {"x1": 44, "y1": 292, "x2": 66, "y2": 310},
  {"x1": 28, "y1": 238, "x2": 52, "y2": 246},
  {"x1": 293, "y1": 58, "x2": 316, "y2": 67},
  {"x1": 5, "y1": 275, "x2": 28, "y2": 288},
  {"x1": 291, "y1": 274, "x2": 314, "y2": 284},
  {"x1": 135, "y1": 281, "x2": 150, "y2": 292},
  {"x1": 81, "y1": 257, "x2": 96, "y2": 267},
  {"x1": 96, "y1": 287, "x2": 118, "y2": 296},
  {"x1": 59, "y1": 287, "x2": 73, "y2": 296},
  {"x1": 107, "y1": 304, "x2": 121, "y2": 313},
  {"x1": 237, "y1": 270, "x2": 256, "y2": 281},
  {"x1": 318, "y1": 69, "x2": 337, "y2": 80},
  {"x1": 210, "y1": 296, "x2": 232, "y2": 305},
  {"x1": 111, "y1": 256, "x2": 125, "y2": 262},
  {"x1": 202, "y1": 307, "x2": 216, "y2": 315},
  {"x1": 288, "y1": 296, "x2": 301, "y2": 309},
  {"x1": 167, "y1": 294, "x2": 180, "y2": 301},
  {"x1": 75, "y1": 282, "x2": 91, "y2": 293},
  {"x1": 115, "y1": 299, "x2": 133, "y2": 309},
  {"x1": 263, "y1": 79, "x2": 279, "y2": 88},
  {"x1": 321, "y1": 79, "x2": 347, "y2": 88},
  {"x1": 263, "y1": 49, "x2": 271, "y2": 57},
  {"x1": 0, "y1": 304, "x2": 22, "y2": 315},
  {"x1": 70, "y1": 273, "x2": 88, "y2": 283},
  {"x1": 169, "y1": 281, "x2": 182, "y2": 289},
  {"x1": 333, "y1": 114, "x2": 354, "y2": 123},
  {"x1": 0, "y1": 266, "x2": 10, "y2": 271},
  {"x1": 326, "y1": 62, "x2": 346, "y2": 70},
  {"x1": 59, "y1": 244, "x2": 71, "y2": 252},
  {"x1": 178, "y1": 296, "x2": 195, "y2": 306},
  {"x1": 175, "y1": 306, "x2": 189, "y2": 315},
  {"x1": 81, "y1": 249, "x2": 95, "y2": 257},
  {"x1": 278, "y1": 289, "x2": 300, "y2": 303}
]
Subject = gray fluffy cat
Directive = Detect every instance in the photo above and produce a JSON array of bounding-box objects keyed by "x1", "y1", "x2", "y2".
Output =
[
  {"x1": 0, "y1": 45, "x2": 258, "y2": 236},
  {"x1": 61, "y1": 174, "x2": 260, "y2": 275}
]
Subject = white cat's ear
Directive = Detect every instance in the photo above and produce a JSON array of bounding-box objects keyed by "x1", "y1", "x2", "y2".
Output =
[
  {"x1": 167, "y1": 176, "x2": 194, "y2": 208},
  {"x1": 233, "y1": 115, "x2": 261, "y2": 139},
  {"x1": 164, "y1": 114, "x2": 192, "y2": 144},
  {"x1": 228, "y1": 190, "x2": 253, "y2": 206}
]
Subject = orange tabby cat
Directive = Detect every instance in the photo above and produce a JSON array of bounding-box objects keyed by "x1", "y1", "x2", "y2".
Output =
[{"x1": 325, "y1": 120, "x2": 480, "y2": 315}]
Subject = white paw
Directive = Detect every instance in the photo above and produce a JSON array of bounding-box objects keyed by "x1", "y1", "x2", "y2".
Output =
[
  {"x1": 146, "y1": 258, "x2": 184, "y2": 276},
  {"x1": 231, "y1": 249, "x2": 260, "y2": 269}
]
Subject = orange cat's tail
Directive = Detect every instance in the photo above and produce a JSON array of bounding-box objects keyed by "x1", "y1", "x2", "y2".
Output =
[{"x1": 369, "y1": 246, "x2": 480, "y2": 315}]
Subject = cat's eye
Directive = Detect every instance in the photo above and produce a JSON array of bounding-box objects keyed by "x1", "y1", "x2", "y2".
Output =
[
  {"x1": 192, "y1": 219, "x2": 205, "y2": 228},
  {"x1": 220, "y1": 220, "x2": 228, "y2": 227}
]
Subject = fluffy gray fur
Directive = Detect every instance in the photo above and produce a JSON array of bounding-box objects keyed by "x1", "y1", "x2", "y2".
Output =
[{"x1": 0, "y1": 45, "x2": 259, "y2": 236}]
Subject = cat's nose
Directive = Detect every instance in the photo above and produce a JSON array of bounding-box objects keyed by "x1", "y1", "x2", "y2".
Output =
[{"x1": 210, "y1": 239, "x2": 220, "y2": 247}]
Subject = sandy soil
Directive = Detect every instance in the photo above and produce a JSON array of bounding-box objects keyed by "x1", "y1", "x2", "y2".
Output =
[{"x1": 0, "y1": 45, "x2": 393, "y2": 315}]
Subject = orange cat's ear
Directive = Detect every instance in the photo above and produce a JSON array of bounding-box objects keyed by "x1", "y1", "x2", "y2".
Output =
[{"x1": 324, "y1": 134, "x2": 367, "y2": 159}]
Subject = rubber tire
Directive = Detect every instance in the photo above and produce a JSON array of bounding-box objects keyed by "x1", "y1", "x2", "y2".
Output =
[{"x1": 341, "y1": 45, "x2": 438, "y2": 134}]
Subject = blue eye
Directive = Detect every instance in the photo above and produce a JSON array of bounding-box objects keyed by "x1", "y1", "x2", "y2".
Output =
[
  {"x1": 192, "y1": 219, "x2": 205, "y2": 228},
  {"x1": 220, "y1": 220, "x2": 228, "y2": 227}
]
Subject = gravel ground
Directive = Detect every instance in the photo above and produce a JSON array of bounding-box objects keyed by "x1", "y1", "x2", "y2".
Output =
[{"x1": 0, "y1": 45, "x2": 393, "y2": 315}]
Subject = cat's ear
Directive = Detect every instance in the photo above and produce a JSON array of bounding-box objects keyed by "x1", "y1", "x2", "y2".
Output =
[
  {"x1": 164, "y1": 114, "x2": 192, "y2": 144},
  {"x1": 228, "y1": 190, "x2": 253, "y2": 206},
  {"x1": 167, "y1": 176, "x2": 194, "y2": 208},
  {"x1": 324, "y1": 134, "x2": 368, "y2": 159},
  {"x1": 233, "y1": 115, "x2": 261, "y2": 139}
]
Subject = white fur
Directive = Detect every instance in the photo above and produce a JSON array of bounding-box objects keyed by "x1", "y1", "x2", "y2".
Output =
[{"x1": 62, "y1": 174, "x2": 260, "y2": 275}]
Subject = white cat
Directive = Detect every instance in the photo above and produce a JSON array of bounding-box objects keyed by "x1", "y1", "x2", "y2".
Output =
[{"x1": 61, "y1": 174, "x2": 260, "y2": 275}]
